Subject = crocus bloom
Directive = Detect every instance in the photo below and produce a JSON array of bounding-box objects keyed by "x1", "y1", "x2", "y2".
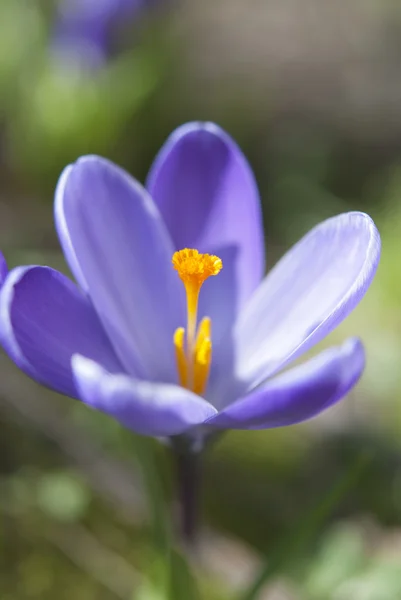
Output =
[
  {"x1": 53, "y1": 0, "x2": 157, "y2": 67},
  {"x1": 0, "y1": 123, "x2": 380, "y2": 439}
]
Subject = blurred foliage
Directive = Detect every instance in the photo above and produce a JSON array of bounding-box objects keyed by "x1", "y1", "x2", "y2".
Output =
[
  {"x1": 0, "y1": 0, "x2": 165, "y2": 187},
  {"x1": 2, "y1": 1, "x2": 401, "y2": 600}
]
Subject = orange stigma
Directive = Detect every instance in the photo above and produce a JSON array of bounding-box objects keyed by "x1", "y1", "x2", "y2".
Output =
[{"x1": 172, "y1": 249, "x2": 222, "y2": 395}]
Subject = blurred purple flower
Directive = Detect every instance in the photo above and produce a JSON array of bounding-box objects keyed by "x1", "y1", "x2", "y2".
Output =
[
  {"x1": 53, "y1": 0, "x2": 157, "y2": 67},
  {"x1": 0, "y1": 123, "x2": 380, "y2": 439}
]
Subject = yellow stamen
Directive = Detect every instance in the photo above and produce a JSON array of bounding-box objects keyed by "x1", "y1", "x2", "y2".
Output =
[
  {"x1": 174, "y1": 327, "x2": 187, "y2": 388},
  {"x1": 195, "y1": 317, "x2": 211, "y2": 354},
  {"x1": 193, "y1": 318, "x2": 212, "y2": 396},
  {"x1": 172, "y1": 248, "x2": 223, "y2": 287},
  {"x1": 172, "y1": 249, "x2": 222, "y2": 395}
]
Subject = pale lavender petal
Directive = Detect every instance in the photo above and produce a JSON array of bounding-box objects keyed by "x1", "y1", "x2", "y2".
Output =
[
  {"x1": 231, "y1": 212, "x2": 380, "y2": 390},
  {"x1": 55, "y1": 155, "x2": 185, "y2": 383},
  {"x1": 0, "y1": 266, "x2": 123, "y2": 397},
  {"x1": 72, "y1": 355, "x2": 217, "y2": 436},
  {"x1": 207, "y1": 338, "x2": 364, "y2": 430},
  {"x1": 147, "y1": 122, "x2": 265, "y2": 343}
]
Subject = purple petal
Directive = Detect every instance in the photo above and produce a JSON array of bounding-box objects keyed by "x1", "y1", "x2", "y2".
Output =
[
  {"x1": 231, "y1": 212, "x2": 380, "y2": 389},
  {"x1": 0, "y1": 266, "x2": 123, "y2": 397},
  {"x1": 0, "y1": 252, "x2": 8, "y2": 286},
  {"x1": 147, "y1": 122, "x2": 265, "y2": 343},
  {"x1": 207, "y1": 338, "x2": 364, "y2": 430},
  {"x1": 55, "y1": 155, "x2": 185, "y2": 383},
  {"x1": 72, "y1": 355, "x2": 217, "y2": 436}
]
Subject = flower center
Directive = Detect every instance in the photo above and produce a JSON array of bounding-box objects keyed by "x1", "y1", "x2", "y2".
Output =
[{"x1": 172, "y1": 248, "x2": 223, "y2": 395}]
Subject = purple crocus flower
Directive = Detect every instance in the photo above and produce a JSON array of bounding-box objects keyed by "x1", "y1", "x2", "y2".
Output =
[
  {"x1": 53, "y1": 0, "x2": 155, "y2": 67},
  {"x1": 0, "y1": 123, "x2": 380, "y2": 440}
]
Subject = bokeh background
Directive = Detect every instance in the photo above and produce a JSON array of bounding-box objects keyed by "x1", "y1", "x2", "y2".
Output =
[{"x1": 1, "y1": 1, "x2": 401, "y2": 599}]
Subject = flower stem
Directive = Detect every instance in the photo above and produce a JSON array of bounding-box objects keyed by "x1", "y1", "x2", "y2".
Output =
[{"x1": 174, "y1": 444, "x2": 202, "y2": 552}]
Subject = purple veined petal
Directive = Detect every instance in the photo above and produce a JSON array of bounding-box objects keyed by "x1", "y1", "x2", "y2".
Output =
[
  {"x1": 55, "y1": 155, "x2": 185, "y2": 383},
  {"x1": 0, "y1": 266, "x2": 124, "y2": 397},
  {"x1": 0, "y1": 251, "x2": 8, "y2": 286},
  {"x1": 72, "y1": 355, "x2": 218, "y2": 436},
  {"x1": 146, "y1": 122, "x2": 265, "y2": 345},
  {"x1": 206, "y1": 338, "x2": 364, "y2": 430},
  {"x1": 229, "y1": 212, "x2": 380, "y2": 391}
]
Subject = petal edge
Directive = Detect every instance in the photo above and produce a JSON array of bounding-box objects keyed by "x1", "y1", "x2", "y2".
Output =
[
  {"x1": 0, "y1": 265, "x2": 123, "y2": 397},
  {"x1": 207, "y1": 338, "x2": 365, "y2": 430},
  {"x1": 73, "y1": 355, "x2": 218, "y2": 436},
  {"x1": 232, "y1": 212, "x2": 380, "y2": 389}
]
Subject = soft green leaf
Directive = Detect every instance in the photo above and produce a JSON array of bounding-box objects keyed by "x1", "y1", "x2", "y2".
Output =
[
  {"x1": 240, "y1": 452, "x2": 372, "y2": 600},
  {"x1": 131, "y1": 436, "x2": 171, "y2": 555},
  {"x1": 304, "y1": 523, "x2": 367, "y2": 598},
  {"x1": 168, "y1": 549, "x2": 200, "y2": 600}
]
